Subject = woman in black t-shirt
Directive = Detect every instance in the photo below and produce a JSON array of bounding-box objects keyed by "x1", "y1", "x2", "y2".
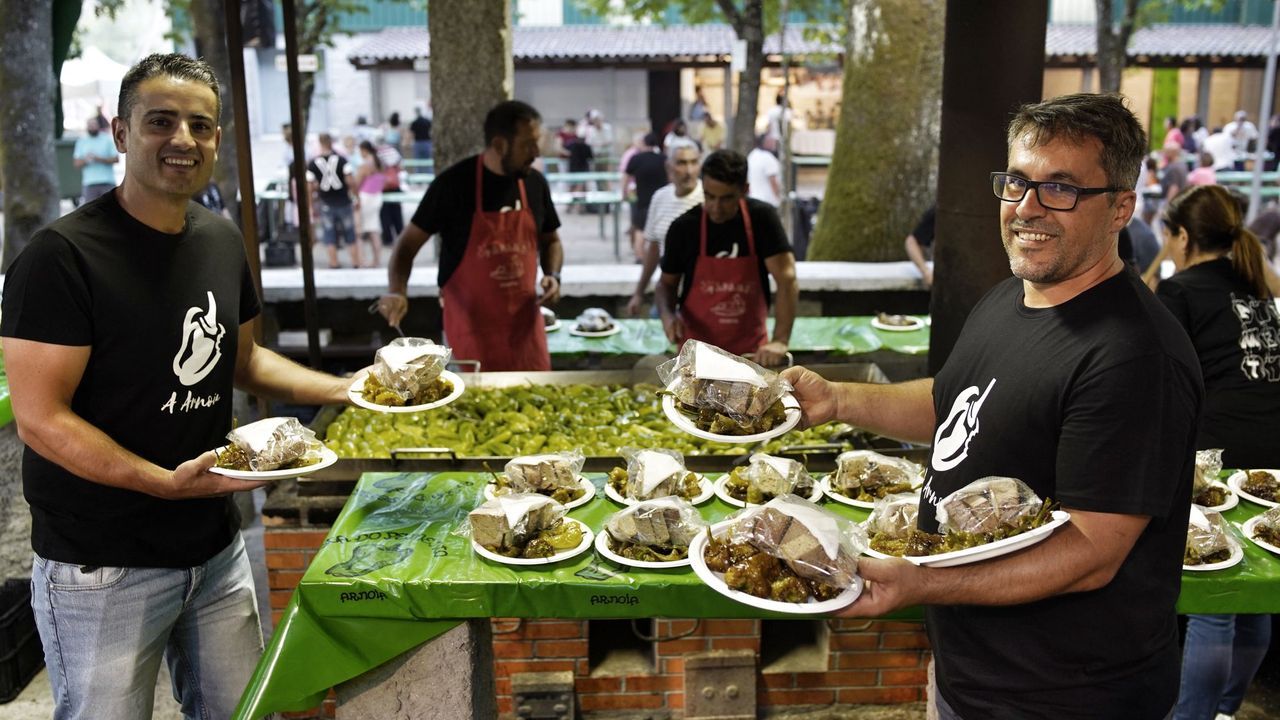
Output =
[{"x1": 1157, "y1": 185, "x2": 1279, "y2": 720}]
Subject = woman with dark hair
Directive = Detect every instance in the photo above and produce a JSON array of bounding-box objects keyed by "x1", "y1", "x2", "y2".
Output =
[
  {"x1": 354, "y1": 140, "x2": 385, "y2": 267},
  {"x1": 1157, "y1": 184, "x2": 1280, "y2": 720}
]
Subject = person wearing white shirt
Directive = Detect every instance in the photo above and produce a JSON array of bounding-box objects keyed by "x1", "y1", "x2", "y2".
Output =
[
  {"x1": 628, "y1": 145, "x2": 704, "y2": 316},
  {"x1": 1223, "y1": 110, "x2": 1259, "y2": 161},
  {"x1": 747, "y1": 139, "x2": 782, "y2": 207},
  {"x1": 1203, "y1": 128, "x2": 1236, "y2": 171}
]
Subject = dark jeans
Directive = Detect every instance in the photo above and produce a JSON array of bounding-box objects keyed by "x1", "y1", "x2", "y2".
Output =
[{"x1": 380, "y1": 198, "x2": 404, "y2": 246}]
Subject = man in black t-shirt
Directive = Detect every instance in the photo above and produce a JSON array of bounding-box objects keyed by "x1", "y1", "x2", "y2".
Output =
[
  {"x1": 409, "y1": 105, "x2": 432, "y2": 160},
  {"x1": 377, "y1": 100, "x2": 563, "y2": 371},
  {"x1": 656, "y1": 149, "x2": 797, "y2": 366},
  {"x1": 904, "y1": 204, "x2": 936, "y2": 288},
  {"x1": 785, "y1": 94, "x2": 1202, "y2": 720},
  {"x1": 0, "y1": 54, "x2": 354, "y2": 720},
  {"x1": 307, "y1": 133, "x2": 361, "y2": 269},
  {"x1": 624, "y1": 133, "x2": 668, "y2": 259}
]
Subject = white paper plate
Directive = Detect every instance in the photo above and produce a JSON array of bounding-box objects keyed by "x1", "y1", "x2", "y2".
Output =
[
  {"x1": 870, "y1": 316, "x2": 925, "y2": 332},
  {"x1": 569, "y1": 324, "x2": 622, "y2": 338},
  {"x1": 712, "y1": 474, "x2": 823, "y2": 508},
  {"x1": 661, "y1": 392, "x2": 801, "y2": 444},
  {"x1": 1227, "y1": 470, "x2": 1280, "y2": 508},
  {"x1": 603, "y1": 474, "x2": 713, "y2": 506},
  {"x1": 1183, "y1": 541, "x2": 1244, "y2": 572},
  {"x1": 347, "y1": 370, "x2": 466, "y2": 414},
  {"x1": 1194, "y1": 480, "x2": 1239, "y2": 513},
  {"x1": 1242, "y1": 515, "x2": 1280, "y2": 557},
  {"x1": 904, "y1": 510, "x2": 1072, "y2": 568},
  {"x1": 595, "y1": 529, "x2": 691, "y2": 569},
  {"x1": 544, "y1": 320, "x2": 562, "y2": 333},
  {"x1": 689, "y1": 521, "x2": 862, "y2": 614},
  {"x1": 819, "y1": 474, "x2": 922, "y2": 510},
  {"x1": 483, "y1": 476, "x2": 596, "y2": 510},
  {"x1": 471, "y1": 518, "x2": 594, "y2": 566},
  {"x1": 209, "y1": 445, "x2": 338, "y2": 481}
]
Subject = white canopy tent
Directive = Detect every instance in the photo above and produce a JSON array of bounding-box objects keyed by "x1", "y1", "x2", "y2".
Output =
[{"x1": 60, "y1": 46, "x2": 129, "y2": 132}]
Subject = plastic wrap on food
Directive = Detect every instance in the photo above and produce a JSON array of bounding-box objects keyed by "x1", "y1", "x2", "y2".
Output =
[
  {"x1": 371, "y1": 337, "x2": 452, "y2": 403},
  {"x1": 831, "y1": 451, "x2": 921, "y2": 496},
  {"x1": 1252, "y1": 506, "x2": 1280, "y2": 547},
  {"x1": 657, "y1": 340, "x2": 792, "y2": 431},
  {"x1": 1194, "y1": 449, "x2": 1224, "y2": 496},
  {"x1": 746, "y1": 453, "x2": 813, "y2": 498},
  {"x1": 605, "y1": 497, "x2": 707, "y2": 549},
  {"x1": 502, "y1": 450, "x2": 586, "y2": 493},
  {"x1": 730, "y1": 495, "x2": 865, "y2": 590},
  {"x1": 1185, "y1": 505, "x2": 1235, "y2": 565},
  {"x1": 865, "y1": 493, "x2": 921, "y2": 540},
  {"x1": 936, "y1": 477, "x2": 1043, "y2": 535},
  {"x1": 466, "y1": 493, "x2": 565, "y2": 550},
  {"x1": 574, "y1": 307, "x2": 614, "y2": 332},
  {"x1": 621, "y1": 447, "x2": 692, "y2": 500},
  {"x1": 225, "y1": 417, "x2": 322, "y2": 471}
]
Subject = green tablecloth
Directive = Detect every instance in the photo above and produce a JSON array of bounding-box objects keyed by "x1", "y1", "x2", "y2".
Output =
[
  {"x1": 236, "y1": 470, "x2": 1280, "y2": 719},
  {"x1": 544, "y1": 316, "x2": 923, "y2": 357}
]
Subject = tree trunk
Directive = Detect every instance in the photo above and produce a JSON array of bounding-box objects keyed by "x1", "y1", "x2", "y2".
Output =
[
  {"x1": 806, "y1": 0, "x2": 945, "y2": 261},
  {"x1": 190, "y1": 0, "x2": 240, "y2": 219},
  {"x1": 1094, "y1": 0, "x2": 1137, "y2": 93},
  {"x1": 726, "y1": 0, "x2": 765, "y2": 154},
  {"x1": 428, "y1": 0, "x2": 512, "y2": 172},
  {"x1": 293, "y1": 0, "x2": 328, "y2": 135},
  {"x1": 0, "y1": 0, "x2": 60, "y2": 269}
]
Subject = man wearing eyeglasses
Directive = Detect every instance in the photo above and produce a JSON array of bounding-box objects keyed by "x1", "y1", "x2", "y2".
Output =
[{"x1": 784, "y1": 94, "x2": 1202, "y2": 719}]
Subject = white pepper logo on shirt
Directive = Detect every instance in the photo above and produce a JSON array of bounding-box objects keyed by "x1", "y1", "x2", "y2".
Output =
[
  {"x1": 1232, "y1": 293, "x2": 1280, "y2": 382},
  {"x1": 930, "y1": 378, "x2": 996, "y2": 472},
  {"x1": 159, "y1": 291, "x2": 225, "y2": 415}
]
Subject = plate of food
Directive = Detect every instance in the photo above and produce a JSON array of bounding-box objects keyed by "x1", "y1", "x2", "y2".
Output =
[
  {"x1": 569, "y1": 307, "x2": 620, "y2": 337},
  {"x1": 1183, "y1": 505, "x2": 1243, "y2": 572},
  {"x1": 541, "y1": 306, "x2": 561, "y2": 333},
  {"x1": 657, "y1": 341, "x2": 800, "y2": 443},
  {"x1": 348, "y1": 338, "x2": 463, "y2": 413},
  {"x1": 713, "y1": 454, "x2": 822, "y2": 507},
  {"x1": 1192, "y1": 480, "x2": 1238, "y2": 513},
  {"x1": 870, "y1": 313, "x2": 925, "y2": 332},
  {"x1": 209, "y1": 417, "x2": 338, "y2": 481},
  {"x1": 485, "y1": 451, "x2": 596, "y2": 510},
  {"x1": 864, "y1": 477, "x2": 1069, "y2": 568},
  {"x1": 689, "y1": 497, "x2": 865, "y2": 614},
  {"x1": 468, "y1": 494, "x2": 594, "y2": 565},
  {"x1": 595, "y1": 497, "x2": 707, "y2": 569},
  {"x1": 1242, "y1": 507, "x2": 1280, "y2": 556},
  {"x1": 604, "y1": 448, "x2": 713, "y2": 506},
  {"x1": 1227, "y1": 469, "x2": 1280, "y2": 508},
  {"x1": 820, "y1": 450, "x2": 924, "y2": 509}
]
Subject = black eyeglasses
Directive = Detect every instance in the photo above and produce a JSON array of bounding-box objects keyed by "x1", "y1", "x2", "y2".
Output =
[{"x1": 990, "y1": 172, "x2": 1125, "y2": 211}]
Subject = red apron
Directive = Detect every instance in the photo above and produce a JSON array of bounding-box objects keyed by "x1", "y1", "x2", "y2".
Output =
[
  {"x1": 441, "y1": 157, "x2": 550, "y2": 371},
  {"x1": 678, "y1": 200, "x2": 769, "y2": 356}
]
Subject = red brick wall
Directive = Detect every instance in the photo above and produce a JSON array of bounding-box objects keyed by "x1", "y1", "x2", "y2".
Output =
[{"x1": 265, "y1": 527, "x2": 932, "y2": 718}]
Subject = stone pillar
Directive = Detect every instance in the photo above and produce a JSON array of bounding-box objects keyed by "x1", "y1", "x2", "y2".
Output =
[
  {"x1": 428, "y1": 0, "x2": 513, "y2": 172},
  {"x1": 335, "y1": 619, "x2": 497, "y2": 719}
]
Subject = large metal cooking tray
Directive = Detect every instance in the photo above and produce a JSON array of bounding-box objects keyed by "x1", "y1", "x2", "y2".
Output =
[{"x1": 304, "y1": 362, "x2": 926, "y2": 493}]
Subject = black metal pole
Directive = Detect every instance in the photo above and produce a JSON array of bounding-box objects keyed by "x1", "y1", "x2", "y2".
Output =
[{"x1": 282, "y1": 0, "x2": 323, "y2": 369}]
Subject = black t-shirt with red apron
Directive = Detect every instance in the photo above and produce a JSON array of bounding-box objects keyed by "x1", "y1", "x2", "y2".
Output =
[
  {"x1": 439, "y1": 157, "x2": 550, "y2": 371},
  {"x1": 670, "y1": 199, "x2": 777, "y2": 355}
]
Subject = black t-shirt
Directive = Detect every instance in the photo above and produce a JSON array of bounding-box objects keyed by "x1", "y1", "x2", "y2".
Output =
[
  {"x1": 912, "y1": 205, "x2": 936, "y2": 248},
  {"x1": 923, "y1": 270, "x2": 1202, "y2": 719},
  {"x1": 409, "y1": 115, "x2": 432, "y2": 142},
  {"x1": 306, "y1": 152, "x2": 352, "y2": 207},
  {"x1": 625, "y1": 150, "x2": 668, "y2": 208},
  {"x1": 567, "y1": 139, "x2": 593, "y2": 172},
  {"x1": 1157, "y1": 258, "x2": 1280, "y2": 468},
  {"x1": 409, "y1": 155, "x2": 561, "y2": 288},
  {"x1": 0, "y1": 190, "x2": 261, "y2": 567},
  {"x1": 659, "y1": 198, "x2": 792, "y2": 306}
]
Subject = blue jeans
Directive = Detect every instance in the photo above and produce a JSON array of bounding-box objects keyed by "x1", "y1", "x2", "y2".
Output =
[
  {"x1": 1174, "y1": 613, "x2": 1272, "y2": 720},
  {"x1": 318, "y1": 202, "x2": 356, "y2": 247},
  {"x1": 413, "y1": 139, "x2": 432, "y2": 160},
  {"x1": 31, "y1": 533, "x2": 264, "y2": 720}
]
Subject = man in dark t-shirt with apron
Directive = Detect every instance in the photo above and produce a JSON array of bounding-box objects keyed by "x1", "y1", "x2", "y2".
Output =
[
  {"x1": 655, "y1": 149, "x2": 798, "y2": 367},
  {"x1": 0, "y1": 53, "x2": 355, "y2": 719},
  {"x1": 784, "y1": 94, "x2": 1203, "y2": 719},
  {"x1": 377, "y1": 100, "x2": 563, "y2": 372}
]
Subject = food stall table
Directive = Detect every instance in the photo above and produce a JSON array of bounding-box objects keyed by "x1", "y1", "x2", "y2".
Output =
[{"x1": 233, "y1": 471, "x2": 1280, "y2": 719}]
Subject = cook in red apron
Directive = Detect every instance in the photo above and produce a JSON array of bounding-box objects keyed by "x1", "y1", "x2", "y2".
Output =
[
  {"x1": 441, "y1": 156, "x2": 550, "y2": 371},
  {"x1": 678, "y1": 199, "x2": 769, "y2": 356}
]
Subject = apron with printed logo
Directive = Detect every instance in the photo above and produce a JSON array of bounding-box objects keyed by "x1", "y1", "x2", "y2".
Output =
[
  {"x1": 678, "y1": 200, "x2": 769, "y2": 356},
  {"x1": 441, "y1": 157, "x2": 550, "y2": 371}
]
